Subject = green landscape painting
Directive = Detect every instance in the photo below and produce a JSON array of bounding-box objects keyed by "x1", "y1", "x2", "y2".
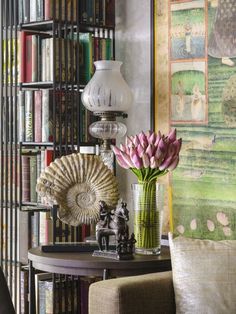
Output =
[{"x1": 171, "y1": 0, "x2": 236, "y2": 240}]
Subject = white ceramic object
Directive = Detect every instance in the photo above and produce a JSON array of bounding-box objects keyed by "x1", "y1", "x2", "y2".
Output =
[
  {"x1": 36, "y1": 153, "x2": 119, "y2": 226},
  {"x1": 81, "y1": 60, "x2": 133, "y2": 113}
]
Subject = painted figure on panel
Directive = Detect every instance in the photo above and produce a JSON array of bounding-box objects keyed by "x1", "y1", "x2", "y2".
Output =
[{"x1": 208, "y1": 0, "x2": 236, "y2": 67}]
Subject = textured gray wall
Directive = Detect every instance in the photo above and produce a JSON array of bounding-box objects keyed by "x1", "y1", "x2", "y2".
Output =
[{"x1": 115, "y1": 0, "x2": 151, "y2": 229}]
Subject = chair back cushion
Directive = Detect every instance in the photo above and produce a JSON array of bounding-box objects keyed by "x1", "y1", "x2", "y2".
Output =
[
  {"x1": 0, "y1": 267, "x2": 15, "y2": 314},
  {"x1": 169, "y1": 233, "x2": 236, "y2": 314}
]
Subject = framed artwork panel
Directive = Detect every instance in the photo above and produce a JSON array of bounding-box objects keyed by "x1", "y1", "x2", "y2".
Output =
[{"x1": 153, "y1": 0, "x2": 236, "y2": 240}]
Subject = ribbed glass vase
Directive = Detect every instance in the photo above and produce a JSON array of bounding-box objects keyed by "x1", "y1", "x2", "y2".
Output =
[{"x1": 132, "y1": 182, "x2": 164, "y2": 255}]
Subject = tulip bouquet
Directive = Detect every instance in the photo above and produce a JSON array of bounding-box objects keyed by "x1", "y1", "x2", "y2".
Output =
[{"x1": 111, "y1": 129, "x2": 182, "y2": 253}]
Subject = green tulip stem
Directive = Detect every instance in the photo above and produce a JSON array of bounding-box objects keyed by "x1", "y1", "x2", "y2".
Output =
[{"x1": 134, "y1": 181, "x2": 161, "y2": 250}]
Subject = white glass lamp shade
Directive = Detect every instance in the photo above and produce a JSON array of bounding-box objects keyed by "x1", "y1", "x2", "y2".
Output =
[{"x1": 81, "y1": 60, "x2": 133, "y2": 113}]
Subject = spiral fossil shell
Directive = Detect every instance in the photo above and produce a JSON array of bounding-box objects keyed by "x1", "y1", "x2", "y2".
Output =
[{"x1": 36, "y1": 153, "x2": 119, "y2": 226}]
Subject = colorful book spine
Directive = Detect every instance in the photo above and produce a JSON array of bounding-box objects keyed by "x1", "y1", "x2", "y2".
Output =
[
  {"x1": 34, "y1": 90, "x2": 42, "y2": 142},
  {"x1": 30, "y1": 0, "x2": 37, "y2": 22},
  {"x1": 25, "y1": 35, "x2": 32, "y2": 82},
  {"x1": 36, "y1": 0, "x2": 44, "y2": 21},
  {"x1": 30, "y1": 155, "x2": 37, "y2": 202},
  {"x1": 19, "y1": 31, "x2": 26, "y2": 83},
  {"x1": 42, "y1": 89, "x2": 51, "y2": 142},
  {"x1": 32, "y1": 35, "x2": 38, "y2": 82},
  {"x1": 25, "y1": 90, "x2": 33, "y2": 142},
  {"x1": 22, "y1": 155, "x2": 30, "y2": 202},
  {"x1": 18, "y1": 90, "x2": 25, "y2": 142},
  {"x1": 23, "y1": 0, "x2": 30, "y2": 23}
]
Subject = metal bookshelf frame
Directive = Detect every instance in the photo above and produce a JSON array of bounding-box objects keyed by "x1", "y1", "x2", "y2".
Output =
[{"x1": 0, "y1": 0, "x2": 116, "y2": 313}]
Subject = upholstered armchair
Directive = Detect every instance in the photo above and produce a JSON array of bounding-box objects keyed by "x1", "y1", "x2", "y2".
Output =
[
  {"x1": 0, "y1": 267, "x2": 15, "y2": 314},
  {"x1": 89, "y1": 271, "x2": 175, "y2": 314}
]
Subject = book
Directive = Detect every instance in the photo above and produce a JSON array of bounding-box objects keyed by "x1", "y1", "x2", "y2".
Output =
[
  {"x1": 23, "y1": 0, "x2": 30, "y2": 23},
  {"x1": 22, "y1": 155, "x2": 30, "y2": 202},
  {"x1": 44, "y1": 0, "x2": 77, "y2": 22},
  {"x1": 36, "y1": 0, "x2": 44, "y2": 21},
  {"x1": 105, "y1": 0, "x2": 115, "y2": 27},
  {"x1": 25, "y1": 35, "x2": 33, "y2": 82},
  {"x1": 30, "y1": 155, "x2": 37, "y2": 202},
  {"x1": 79, "y1": 33, "x2": 93, "y2": 84},
  {"x1": 25, "y1": 90, "x2": 33, "y2": 142},
  {"x1": 19, "y1": 31, "x2": 26, "y2": 82},
  {"x1": 32, "y1": 35, "x2": 38, "y2": 82},
  {"x1": 18, "y1": 90, "x2": 25, "y2": 142},
  {"x1": 41, "y1": 89, "x2": 52, "y2": 142},
  {"x1": 20, "y1": 267, "x2": 29, "y2": 314},
  {"x1": 34, "y1": 90, "x2": 42, "y2": 142},
  {"x1": 30, "y1": 0, "x2": 37, "y2": 22}
]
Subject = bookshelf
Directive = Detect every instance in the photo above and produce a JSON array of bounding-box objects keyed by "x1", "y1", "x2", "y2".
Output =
[{"x1": 0, "y1": 0, "x2": 115, "y2": 313}]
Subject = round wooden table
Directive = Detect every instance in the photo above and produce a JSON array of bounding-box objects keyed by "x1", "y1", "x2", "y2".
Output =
[{"x1": 28, "y1": 246, "x2": 171, "y2": 313}]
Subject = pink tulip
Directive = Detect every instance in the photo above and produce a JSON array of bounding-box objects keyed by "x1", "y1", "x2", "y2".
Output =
[
  {"x1": 138, "y1": 131, "x2": 148, "y2": 146},
  {"x1": 153, "y1": 131, "x2": 160, "y2": 145},
  {"x1": 142, "y1": 153, "x2": 150, "y2": 168},
  {"x1": 174, "y1": 138, "x2": 182, "y2": 155},
  {"x1": 133, "y1": 135, "x2": 140, "y2": 147},
  {"x1": 145, "y1": 144, "x2": 154, "y2": 159},
  {"x1": 116, "y1": 154, "x2": 130, "y2": 169},
  {"x1": 158, "y1": 137, "x2": 168, "y2": 155},
  {"x1": 168, "y1": 129, "x2": 177, "y2": 143},
  {"x1": 159, "y1": 155, "x2": 173, "y2": 171},
  {"x1": 111, "y1": 145, "x2": 122, "y2": 156},
  {"x1": 119, "y1": 143, "x2": 126, "y2": 152},
  {"x1": 148, "y1": 132, "x2": 156, "y2": 145},
  {"x1": 120, "y1": 151, "x2": 134, "y2": 168},
  {"x1": 130, "y1": 153, "x2": 143, "y2": 169},
  {"x1": 168, "y1": 156, "x2": 179, "y2": 171},
  {"x1": 150, "y1": 156, "x2": 158, "y2": 169},
  {"x1": 137, "y1": 144, "x2": 144, "y2": 158},
  {"x1": 125, "y1": 136, "x2": 133, "y2": 147}
]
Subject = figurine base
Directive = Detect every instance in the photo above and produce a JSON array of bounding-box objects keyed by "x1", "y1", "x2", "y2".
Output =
[{"x1": 92, "y1": 250, "x2": 134, "y2": 260}]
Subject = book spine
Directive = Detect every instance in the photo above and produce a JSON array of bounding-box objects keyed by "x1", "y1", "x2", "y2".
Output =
[
  {"x1": 20, "y1": 269, "x2": 29, "y2": 314},
  {"x1": 22, "y1": 155, "x2": 30, "y2": 202},
  {"x1": 45, "y1": 38, "x2": 51, "y2": 81},
  {"x1": 105, "y1": 0, "x2": 115, "y2": 27},
  {"x1": 31, "y1": 35, "x2": 38, "y2": 82},
  {"x1": 36, "y1": 153, "x2": 41, "y2": 203},
  {"x1": 99, "y1": 0, "x2": 105, "y2": 25},
  {"x1": 38, "y1": 281, "x2": 46, "y2": 314},
  {"x1": 37, "y1": 36, "x2": 42, "y2": 81},
  {"x1": 42, "y1": 89, "x2": 50, "y2": 142},
  {"x1": 44, "y1": 0, "x2": 51, "y2": 20},
  {"x1": 41, "y1": 38, "x2": 46, "y2": 81},
  {"x1": 18, "y1": 90, "x2": 25, "y2": 142},
  {"x1": 18, "y1": 0, "x2": 24, "y2": 24},
  {"x1": 20, "y1": 31, "x2": 26, "y2": 83},
  {"x1": 36, "y1": 0, "x2": 44, "y2": 21},
  {"x1": 30, "y1": 0, "x2": 37, "y2": 22},
  {"x1": 34, "y1": 90, "x2": 42, "y2": 142},
  {"x1": 23, "y1": 0, "x2": 30, "y2": 23},
  {"x1": 45, "y1": 148, "x2": 53, "y2": 167},
  {"x1": 95, "y1": 0, "x2": 100, "y2": 24},
  {"x1": 87, "y1": 0, "x2": 95, "y2": 25},
  {"x1": 49, "y1": 38, "x2": 53, "y2": 82},
  {"x1": 25, "y1": 35, "x2": 32, "y2": 82},
  {"x1": 80, "y1": 0, "x2": 88, "y2": 23},
  {"x1": 30, "y1": 155, "x2": 37, "y2": 202},
  {"x1": 25, "y1": 90, "x2": 33, "y2": 142}
]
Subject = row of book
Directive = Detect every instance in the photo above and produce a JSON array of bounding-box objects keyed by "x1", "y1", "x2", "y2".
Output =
[
  {"x1": 20, "y1": 269, "x2": 100, "y2": 314},
  {"x1": 19, "y1": 30, "x2": 113, "y2": 84},
  {"x1": 18, "y1": 0, "x2": 115, "y2": 27},
  {"x1": 18, "y1": 90, "x2": 77, "y2": 144},
  {"x1": 22, "y1": 148, "x2": 53, "y2": 203}
]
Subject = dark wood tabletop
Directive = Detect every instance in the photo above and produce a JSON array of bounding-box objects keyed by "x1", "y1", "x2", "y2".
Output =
[{"x1": 28, "y1": 246, "x2": 171, "y2": 278}]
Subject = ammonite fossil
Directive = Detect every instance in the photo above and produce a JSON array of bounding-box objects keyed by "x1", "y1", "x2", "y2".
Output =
[{"x1": 36, "y1": 153, "x2": 119, "y2": 226}]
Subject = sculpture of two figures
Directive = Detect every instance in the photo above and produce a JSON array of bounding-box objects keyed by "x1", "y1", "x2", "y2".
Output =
[{"x1": 93, "y1": 200, "x2": 136, "y2": 260}]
